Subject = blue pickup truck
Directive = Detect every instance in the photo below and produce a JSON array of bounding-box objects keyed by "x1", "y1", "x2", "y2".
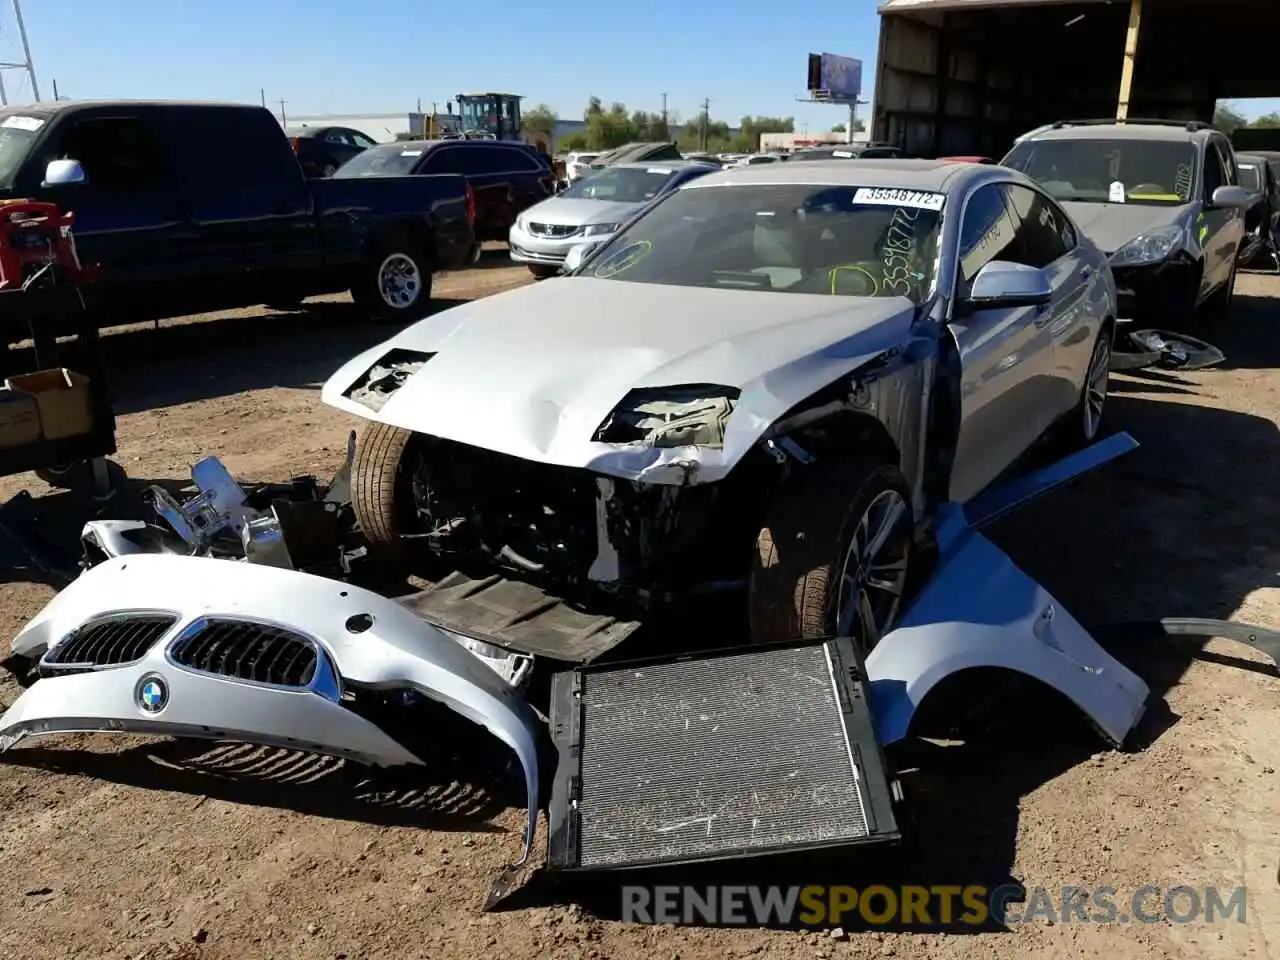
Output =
[{"x1": 0, "y1": 99, "x2": 477, "y2": 334}]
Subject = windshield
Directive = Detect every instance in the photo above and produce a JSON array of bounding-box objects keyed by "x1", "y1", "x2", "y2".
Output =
[
  {"x1": 562, "y1": 166, "x2": 681, "y2": 202},
  {"x1": 331, "y1": 145, "x2": 419, "y2": 178},
  {"x1": 0, "y1": 113, "x2": 46, "y2": 188},
  {"x1": 575, "y1": 183, "x2": 943, "y2": 304},
  {"x1": 1238, "y1": 163, "x2": 1261, "y2": 192},
  {"x1": 1002, "y1": 137, "x2": 1197, "y2": 206}
]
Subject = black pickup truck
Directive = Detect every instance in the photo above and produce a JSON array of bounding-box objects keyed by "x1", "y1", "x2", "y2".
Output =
[{"x1": 0, "y1": 100, "x2": 477, "y2": 335}]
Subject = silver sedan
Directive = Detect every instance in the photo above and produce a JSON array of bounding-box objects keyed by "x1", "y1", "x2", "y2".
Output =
[{"x1": 508, "y1": 160, "x2": 719, "y2": 277}]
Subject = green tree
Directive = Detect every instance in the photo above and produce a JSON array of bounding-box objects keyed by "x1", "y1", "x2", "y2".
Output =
[
  {"x1": 558, "y1": 132, "x2": 589, "y2": 153},
  {"x1": 523, "y1": 103, "x2": 557, "y2": 145},
  {"x1": 1213, "y1": 102, "x2": 1247, "y2": 134},
  {"x1": 1251, "y1": 112, "x2": 1280, "y2": 129},
  {"x1": 729, "y1": 115, "x2": 795, "y2": 152},
  {"x1": 679, "y1": 111, "x2": 732, "y2": 152},
  {"x1": 831, "y1": 123, "x2": 846, "y2": 133}
]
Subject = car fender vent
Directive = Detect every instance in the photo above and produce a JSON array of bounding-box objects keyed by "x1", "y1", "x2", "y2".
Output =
[
  {"x1": 169, "y1": 618, "x2": 319, "y2": 688},
  {"x1": 546, "y1": 638, "x2": 900, "y2": 871},
  {"x1": 41, "y1": 613, "x2": 179, "y2": 675}
]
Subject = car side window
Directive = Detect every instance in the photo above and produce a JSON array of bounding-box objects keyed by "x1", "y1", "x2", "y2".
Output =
[
  {"x1": 351, "y1": 131, "x2": 377, "y2": 149},
  {"x1": 52, "y1": 116, "x2": 167, "y2": 191},
  {"x1": 1004, "y1": 184, "x2": 1069, "y2": 267},
  {"x1": 861, "y1": 148, "x2": 900, "y2": 159},
  {"x1": 1203, "y1": 142, "x2": 1225, "y2": 199},
  {"x1": 422, "y1": 148, "x2": 462, "y2": 174},
  {"x1": 507, "y1": 148, "x2": 543, "y2": 173},
  {"x1": 1216, "y1": 140, "x2": 1237, "y2": 186},
  {"x1": 325, "y1": 130, "x2": 352, "y2": 146},
  {"x1": 957, "y1": 183, "x2": 1020, "y2": 284}
]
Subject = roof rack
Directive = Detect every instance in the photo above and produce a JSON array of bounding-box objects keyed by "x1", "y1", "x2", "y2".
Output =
[{"x1": 1050, "y1": 118, "x2": 1211, "y2": 132}]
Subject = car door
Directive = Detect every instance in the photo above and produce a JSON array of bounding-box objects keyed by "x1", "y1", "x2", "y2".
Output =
[
  {"x1": 419, "y1": 145, "x2": 498, "y2": 240},
  {"x1": 946, "y1": 182, "x2": 1059, "y2": 504},
  {"x1": 161, "y1": 106, "x2": 319, "y2": 296},
  {"x1": 22, "y1": 111, "x2": 192, "y2": 315},
  {"x1": 1197, "y1": 138, "x2": 1241, "y2": 297},
  {"x1": 1003, "y1": 183, "x2": 1100, "y2": 418}
]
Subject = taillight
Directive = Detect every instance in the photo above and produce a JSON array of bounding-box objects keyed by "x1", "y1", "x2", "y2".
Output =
[
  {"x1": 465, "y1": 182, "x2": 475, "y2": 224},
  {"x1": 289, "y1": 137, "x2": 302, "y2": 153}
]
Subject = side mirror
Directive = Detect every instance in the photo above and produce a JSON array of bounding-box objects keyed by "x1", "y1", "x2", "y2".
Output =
[
  {"x1": 1210, "y1": 185, "x2": 1252, "y2": 209},
  {"x1": 562, "y1": 242, "x2": 599, "y2": 274},
  {"x1": 966, "y1": 260, "x2": 1053, "y2": 310},
  {"x1": 42, "y1": 158, "x2": 87, "y2": 187}
]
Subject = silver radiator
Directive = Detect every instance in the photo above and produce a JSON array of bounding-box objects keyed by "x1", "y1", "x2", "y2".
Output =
[{"x1": 547, "y1": 638, "x2": 900, "y2": 871}]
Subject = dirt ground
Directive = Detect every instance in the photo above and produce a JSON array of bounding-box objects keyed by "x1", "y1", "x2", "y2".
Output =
[{"x1": 0, "y1": 251, "x2": 1278, "y2": 959}]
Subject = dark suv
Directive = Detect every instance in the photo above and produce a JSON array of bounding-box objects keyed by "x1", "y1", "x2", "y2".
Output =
[
  {"x1": 1002, "y1": 119, "x2": 1251, "y2": 328},
  {"x1": 335, "y1": 140, "x2": 555, "y2": 242}
]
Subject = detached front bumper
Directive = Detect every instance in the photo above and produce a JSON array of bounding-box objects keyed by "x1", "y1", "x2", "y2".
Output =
[{"x1": 1, "y1": 554, "x2": 544, "y2": 863}]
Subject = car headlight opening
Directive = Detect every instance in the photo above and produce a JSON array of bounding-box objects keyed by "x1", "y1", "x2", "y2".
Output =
[
  {"x1": 1111, "y1": 224, "x2": 1185, "y2": 266},
  {"x1": 593, "y1": 385, "x2": 741, "y2": 448},
  {"x1": 582, "y1": 222, "x2": 620, "y2": 237}
]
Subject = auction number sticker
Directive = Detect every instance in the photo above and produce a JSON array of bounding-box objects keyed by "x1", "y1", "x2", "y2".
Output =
[
  {"x1": 854, "y1": 187, "x2": 944, "y2": 210},
  {"x1": 1, "y1": 115, "x2": 43, "y2": 132}
]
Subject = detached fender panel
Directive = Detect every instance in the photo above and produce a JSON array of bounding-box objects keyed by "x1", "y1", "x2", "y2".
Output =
[
  {"x1": 3, "y1": 555, "x2": 543, "y2": 864},
  {"x1": 866, "y1": 523, "x2": 1150, "y2": 748}
]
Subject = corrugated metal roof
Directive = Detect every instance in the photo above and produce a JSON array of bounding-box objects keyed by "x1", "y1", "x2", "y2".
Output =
[{"x1": 878, "y1": 0, "x2": 1108, "y2": 11}]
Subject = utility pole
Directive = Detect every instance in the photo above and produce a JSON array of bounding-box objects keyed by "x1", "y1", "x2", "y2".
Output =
[
  {"x1": 661, "y1": 92, "x2": 668, "y2": 129},
  {"x1": 278, "y1": 98, "x2": 287, "y2": 127},
  {"x1": 51, "y1": 77, "x2": 58, "y2": 100},
  {"x1": 700, "y1": 97, "x2": 710, "y2": 151},
  {"x1": 260, "y1": 88, "x2": 266, "y2": 108},
  {"x1": 0, "y1": 0, "x2": 40, "y2": 104}
]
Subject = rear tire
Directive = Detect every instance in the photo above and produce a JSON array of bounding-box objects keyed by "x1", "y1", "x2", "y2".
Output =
[
  {"x1": 351, "y1": 421, "x2": 417, "y2": 550},
  {"x1": 748, "y1": 459, "x2": 914, "y2": 655},
  {"x1": 351, "y1": 238, "x2": 434, "y2": 324},
  {"x1": 1055, "y1": 326, "x2": 1111, "y2": 451}
]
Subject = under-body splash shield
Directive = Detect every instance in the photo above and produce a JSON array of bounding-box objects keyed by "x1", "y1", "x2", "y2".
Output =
[
  {"x1": 867, "y1": 432, "x2": 1151, "y2": 747},
  {"x1": 0, "y1": 555, "x2": 544, "y2": 864}
]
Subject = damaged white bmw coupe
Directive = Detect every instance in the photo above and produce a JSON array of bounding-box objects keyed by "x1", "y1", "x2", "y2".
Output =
[{"x1": 323, "y1": 159, "x2": 1118, "y2": 659}]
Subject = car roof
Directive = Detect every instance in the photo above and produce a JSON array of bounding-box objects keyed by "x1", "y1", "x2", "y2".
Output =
[
  {"x1": 1024, "y1": 120, "x2": 1212, "y2": 143},
  {"x1": 685, "y1": 158, "x2": 979, "y2": 192},
  {"x1": 372, "y1": 139, "x2": 535, "y2": 151}
]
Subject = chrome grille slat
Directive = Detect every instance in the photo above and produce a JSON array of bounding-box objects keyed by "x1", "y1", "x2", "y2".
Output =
[
  {"x1": 528, "y1": 222, "x2": 577, "y2": 239},
  {"x1": 41, "y1": 614, "x2": 178, "y2": 675},
  {"x1": 170, "y1": 618, "x2": 318, "y2": 688}
]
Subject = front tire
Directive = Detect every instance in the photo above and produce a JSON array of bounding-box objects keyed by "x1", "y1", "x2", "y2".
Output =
[
  {"x1": 351, "y1": 422, "x2": 417, "y2": 550},
  {"x1": 351, "y1": 240, "x2": 434, "y2": 324},
  {"x1": 748, "y1": 459, "x2": 914, "y2": 655},
  {"x1": 528, "y1": 265, "x2": 560, "y2": 280}
]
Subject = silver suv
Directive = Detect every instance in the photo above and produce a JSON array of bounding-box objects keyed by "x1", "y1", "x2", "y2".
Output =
[{"x1": 1002, "y1": 119, "x2": 1252, "y2": 328}]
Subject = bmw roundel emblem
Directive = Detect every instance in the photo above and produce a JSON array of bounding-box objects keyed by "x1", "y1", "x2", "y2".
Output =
[{"x1": 137, "y1": 676, "x2": 168, "y2": 713}]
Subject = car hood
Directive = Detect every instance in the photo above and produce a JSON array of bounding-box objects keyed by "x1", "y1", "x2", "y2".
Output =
[
  {"x1": 321, "y1": 278, "x2": 916, "y2": 484},
  {"x1": 520, "y1": 197, "x2": 639, "y2": 227},
  {"x1": 1060, "y1": 201, "x2": 1188, "y2": 254}
]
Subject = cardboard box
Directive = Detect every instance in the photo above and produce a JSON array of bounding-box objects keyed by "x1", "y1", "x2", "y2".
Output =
[
  {"x1": 0, "y1": 387, "x2": 40, "y2": 448},
  {"x1": 5, "y1": 368, "x2": 93, "y2": 441}
]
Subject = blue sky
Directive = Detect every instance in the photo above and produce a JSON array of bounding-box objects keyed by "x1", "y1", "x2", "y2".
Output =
[{"x1": 5, "y1": 0, "x2": 1280, "y2": 131}]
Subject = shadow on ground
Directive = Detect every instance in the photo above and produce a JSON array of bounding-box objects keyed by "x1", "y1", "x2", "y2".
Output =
[
  {"x1": 1, "y1": 738, "x2": 510, "y2": 834},
  {"x1": 2, "y1": 296, "x2": 477, "y2": 416}
]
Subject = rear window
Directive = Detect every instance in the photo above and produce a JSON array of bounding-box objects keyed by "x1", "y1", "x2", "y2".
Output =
[
  {"x1": 1238, "y1": 162, "x2": 1261, "y2": 192},
  {"x1": 332, "y1": 144, "x2": 422, "y2": 177}
]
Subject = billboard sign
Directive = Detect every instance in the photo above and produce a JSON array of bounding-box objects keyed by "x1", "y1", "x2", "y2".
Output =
[{"x1": 806, "y1": 53, "x2": 863, "y2": 100}]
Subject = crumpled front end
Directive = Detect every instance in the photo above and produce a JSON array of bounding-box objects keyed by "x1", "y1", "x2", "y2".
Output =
[{"x1": 1, "y1": 554, "x2": 544, "y2": 864}]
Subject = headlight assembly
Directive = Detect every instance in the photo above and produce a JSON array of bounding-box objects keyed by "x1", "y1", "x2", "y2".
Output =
[
  {"x1": 593, "y1": 385, "x2": 741, "y2": 448},
  {"x1": 1110, "y1": 224, "x2": 1186, "y2": 266},
  {"x1": 582, "y1": 222, "x2": 620, "y2": 237}
]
